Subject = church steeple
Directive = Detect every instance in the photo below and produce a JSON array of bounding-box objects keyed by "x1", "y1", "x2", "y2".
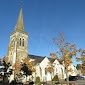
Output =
[
  {"x1": 15, "y1": 7, "x2": 24, "y2": 31},
  {"x1": 8, "y1": 6, "x2": 28, "y2": 65}
]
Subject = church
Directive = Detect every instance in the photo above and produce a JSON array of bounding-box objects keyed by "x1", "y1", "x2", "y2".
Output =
[{"x1": 6, "y1": 7, "x2": 78, "y2": 82}]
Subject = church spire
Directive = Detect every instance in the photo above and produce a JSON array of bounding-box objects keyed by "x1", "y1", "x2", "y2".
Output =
[{"x1": 15, "y1": 7, "x2": 24, "y2": 31}]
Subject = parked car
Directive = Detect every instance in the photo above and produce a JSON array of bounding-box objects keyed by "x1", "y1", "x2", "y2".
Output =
[
  {"x1": 28, "y1": 81, "x2": 34, "y2": 85},
  {"x1": 65, "y1": 76, "x2": 77, "y2": 81},
  {"x1": 82, "y1": 76, "x2": 85, "y2": 79},
  {"x1": 76, "y1": 76, "x2": 84, "y2": 80},
  {"x1": 17, "y1": 82, "x2": 23, "y2": 85}
]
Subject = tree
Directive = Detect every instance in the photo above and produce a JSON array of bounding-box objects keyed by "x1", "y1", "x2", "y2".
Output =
[
  {"x1": 21, "y1": 56, "x2": 36, "y2": 83},
  {"x1": 0, "y1": 56, "x2": 12, "y2": 83},
  {"x1": 81, "y1": 62, "x2": 85, "y2": 75},
  {"x1": 76, "y1": 64, "x2": 82, "y2": 70},
  {"x1": 50, "y1": 32, "x2": 77, "y2": 85},
  {"x1": 21, "y1": 63, "x2": 32, "y2": 83},
  {"x1": 76, "y1": 50, "x2": 85, "y2": 75},
  {"x1": 12, "y1": 56, "x2": 35, "y2": 83},
  {"x1": 52, "y1": 74, "x2": 59, "y2": 81},
  {"x1": 13, "y1": 59, "x2": 22, "y2": 82}
]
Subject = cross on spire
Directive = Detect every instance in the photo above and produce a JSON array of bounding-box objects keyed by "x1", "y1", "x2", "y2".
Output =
[{"x1": 21, "y1": 0, "x2": 23, "y2": 7}]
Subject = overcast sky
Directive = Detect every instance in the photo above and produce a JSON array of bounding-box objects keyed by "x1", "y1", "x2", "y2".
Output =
[{"x1": 0, "y1": 0, "x2": 85, "y2": 66}]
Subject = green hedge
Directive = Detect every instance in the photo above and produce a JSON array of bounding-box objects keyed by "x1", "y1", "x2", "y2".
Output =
[
  {"x1": 35, "y1": 76, "x2": 40, "y2": 84},
  {"x1": 52, "y1": 75, "x2": 59, "y2": 81}
]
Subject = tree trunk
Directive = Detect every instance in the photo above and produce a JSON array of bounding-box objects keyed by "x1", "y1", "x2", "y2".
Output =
[
  {"x1": 59, "y1": 79, "x2": 62, "y2": 85},
  {"x1": 26, "y1": 75, "x2": 27, "y2": 84},
  {"x1": 65, "y1": 67, "x2": 69, "y2": 85},
  {"x1": 51, "y1": 73, "x2": 53, "y2": 85}
]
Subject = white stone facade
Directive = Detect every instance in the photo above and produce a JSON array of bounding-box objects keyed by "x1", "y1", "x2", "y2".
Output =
[{"x1": 26, "y1": 57, "x2": 78, "y2": 82}]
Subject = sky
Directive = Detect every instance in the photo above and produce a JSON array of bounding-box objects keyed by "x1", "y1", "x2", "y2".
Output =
[{"x1": 0, "y1": 0, "x2": 85, "y2": 66}]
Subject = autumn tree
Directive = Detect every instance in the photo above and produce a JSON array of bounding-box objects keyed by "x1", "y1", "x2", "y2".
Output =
[
  {"x1": 21, "y1": 56, "x2": 36, "y2": 83},
  {"x1": 50, "y1": 32, "x2": 77, "y2": 85},
  {"x1": 76, "y1": 64, "x2": 82, "y2": 70},
  {"x1": 21, "y1": 63, "x2": 32, "y2": 83},
  {"x1": 13, "y1": 59, "x2": 22, "y2": 82},
  {"x1": 76, "y1": 50, "x2": 85, "y2": 75}
]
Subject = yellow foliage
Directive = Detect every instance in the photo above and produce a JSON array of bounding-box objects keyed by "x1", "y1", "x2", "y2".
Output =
[
  {"x1": 68, "y1": 68, "x2": 73, "y2": 72},
  {"x1": 78, "y1": 49, "x2": 82, "y2": 52},
  {"x1": 52, "y1": 32, "x2": 78, "y2": 74},
  {"x1": 23, "y1": 57, "x2": 36, "y2": 73},
  {"x1": 83, "y1": 50, "x2": 85, "y2": 53},
  {"x1": 45, "y1": 66, "x2": 54, "y2": 73},
  {"x1": 70, "y1": 44, "x2": 76, "y2": 48},
  {"x1": 50, "y1": 52, "x2": 56, "y2": 57},
  {"x1": 13, "y1": 59, "x2": 22, "y2": 75},
  {"x1": 81, "y1": 62, "x2": 85, "y2": 75},
  {"x1": 50, "y1": 52, "x2": 57, "y2": 59},
  {"x1": 64, "y1": 55, "x2": 72, "y2": 68},
  {"x1": 70, "y1": 51, "x2": 77, "y2": 56},
  {"x1": 23, "y1": 57, "x2": 30, "y2": 64},
  {"x1": 76, "y1": 57, "x2": 81, "y2": 62},
  {"x1": 31, "y1": 68, "x2": 36, "y2": 72},
  {"x1": 2, "y1": 56, "x2": 9, "y2": 64},
  {"x1": 65, "y1": 42, "x2": 70, "y2": 45},
  {"x1": 64, "y1": 49, "x2": 69, "y2": 53}
]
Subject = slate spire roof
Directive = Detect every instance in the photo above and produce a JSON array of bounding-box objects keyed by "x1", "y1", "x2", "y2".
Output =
[{"x1": 15, "y1": 7, "x2": 24, "y2": 31}]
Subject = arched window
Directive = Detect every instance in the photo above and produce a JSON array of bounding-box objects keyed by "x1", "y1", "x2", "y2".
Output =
[
  {"x1": 12, "y1": 41, "x2": 15, "y2": 47},
  {"x1": 22, "y1": 39, "x2": 24, "y2": 46},
  {"x1": 56, "y1": 68, "x2": 57, "y2": 72},
  {"x1": 20, "y1": 38, "x2": 21, "y2": 46}
]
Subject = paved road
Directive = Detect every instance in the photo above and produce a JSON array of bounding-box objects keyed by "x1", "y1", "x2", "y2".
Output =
[
  {"x1": 0, "y1": 80, "x2": 84, "y2": 85},
  {"x1": 46, "y1": 80, "x2": 85, "y2": 85},
  {"x1": 75, "y1": 80, "x2": 85, "y2": 85}
]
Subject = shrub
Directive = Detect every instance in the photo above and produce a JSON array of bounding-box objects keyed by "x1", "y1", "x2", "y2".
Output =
[
  {"x1": 35, "y1": 76, "x2": 40, "y2": 84},
  {"x1": 69, "y1": 75, "x2": 71, "y2": 77},
  {"x1": 52, "y1": 75, "x2": 59, "y2": 81}
]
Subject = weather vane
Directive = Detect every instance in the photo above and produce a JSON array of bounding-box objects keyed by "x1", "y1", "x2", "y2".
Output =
[{"x1": 21, "y1": 0, "x2": 23, "y2": 7}]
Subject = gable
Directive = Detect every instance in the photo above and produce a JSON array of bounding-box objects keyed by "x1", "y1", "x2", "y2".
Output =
[
  {"x1": 40, "y1": 57, "x2": 50, "y2": 67},
  {"x1": 53, "y1": 59, "x2": 60, "y2": 65}
]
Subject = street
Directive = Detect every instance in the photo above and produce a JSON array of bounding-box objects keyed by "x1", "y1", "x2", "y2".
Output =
[
  {"x1": 46, "y1": 80, "x2": 85, "y2": 85},
  {"x1": 75, "y1": 80, "x2": 85, "y2": 85}
]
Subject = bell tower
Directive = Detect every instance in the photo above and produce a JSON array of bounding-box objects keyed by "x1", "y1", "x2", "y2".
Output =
[{"x1": 7, "y1": 7, "x2": 28, "y2": 65}]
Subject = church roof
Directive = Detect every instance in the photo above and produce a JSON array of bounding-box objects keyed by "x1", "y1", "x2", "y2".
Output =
[
  {"x1": 48, "y1": 58, "x2": 55, "y2": 63},
  {"x1": 28, "y1": 54, "x2": 62, "y2": 65},
  {"x1": 28, "y1": 54, "x2": 44, "y2": 60},
  {"x1": 28, "y1": 54, "x2": 58, "y2": 65},
  {"x1": 15, "y1": 7, "x2": 24, "y2": 31},
  {"x1": 34, "y1": 57, "x2": 45, "y2": 64},
  {"x1": 28, "y1": 54, "x2": 46, "y2": 64}
]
